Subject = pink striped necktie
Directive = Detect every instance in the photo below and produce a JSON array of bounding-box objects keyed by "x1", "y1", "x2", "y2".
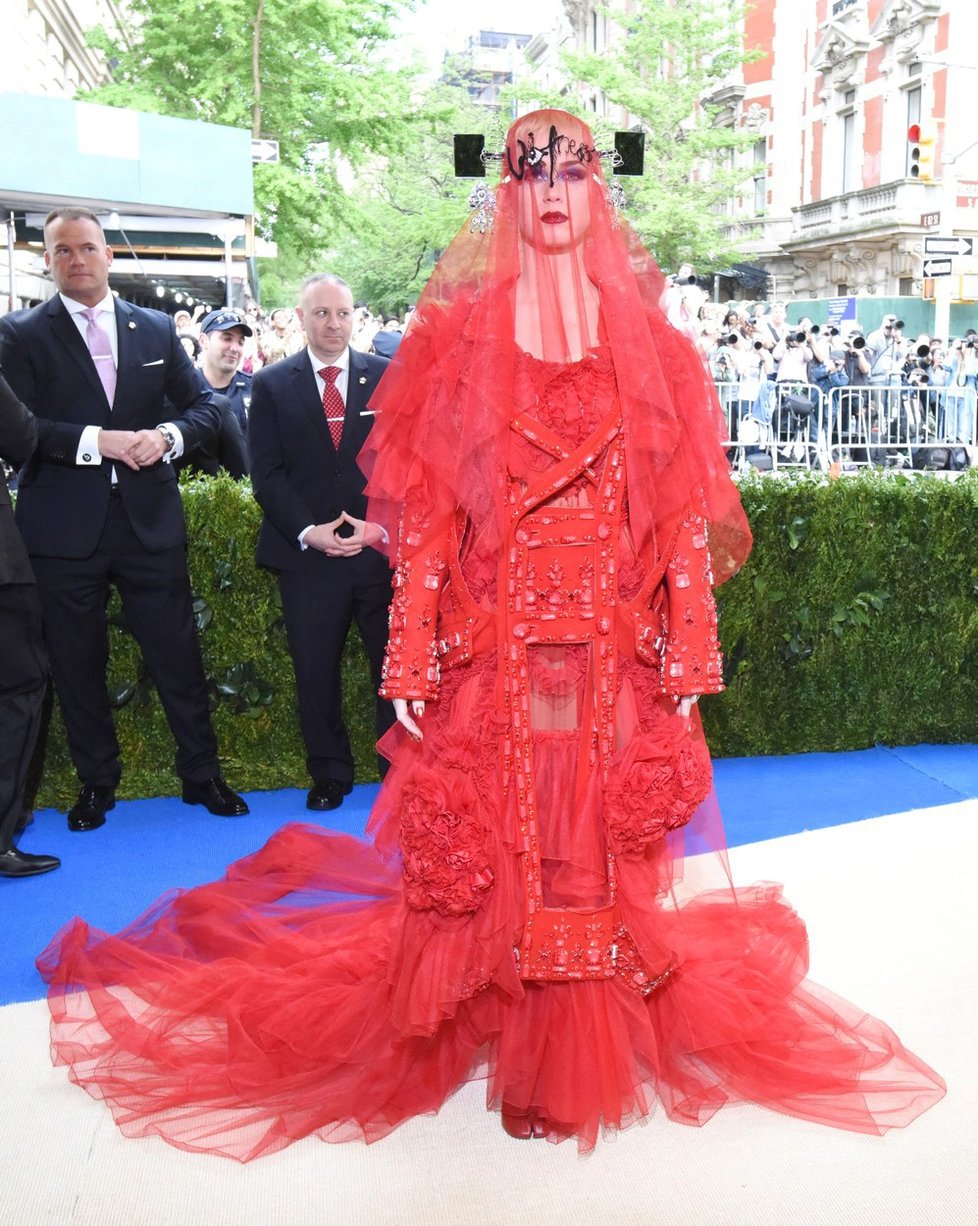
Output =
[
  {"x1": 319, "y1": 365, "x2": 344, "y2": 449},
  {"x1": 81, "y1": 307, "x2": 117, "y2": 407}
]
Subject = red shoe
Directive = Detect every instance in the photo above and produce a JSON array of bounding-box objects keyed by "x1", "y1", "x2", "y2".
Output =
[{"x1": 501, "y1": 1103, "x2": 535, "y2": 1140}]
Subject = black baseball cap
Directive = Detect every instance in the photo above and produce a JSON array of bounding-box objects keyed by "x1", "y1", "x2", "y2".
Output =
[{"x1": 200, "y1": 309, "x2": 253, "y2": 337}]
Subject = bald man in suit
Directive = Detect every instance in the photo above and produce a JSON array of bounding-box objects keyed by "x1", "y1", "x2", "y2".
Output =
[{"x1": 249, "y1": 273, "x2": 394, "y2": 810}]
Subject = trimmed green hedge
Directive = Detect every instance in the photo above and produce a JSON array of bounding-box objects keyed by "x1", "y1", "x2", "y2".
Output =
[{"x1": 33, "y1": 469, "x2": 978, "y2": 807}]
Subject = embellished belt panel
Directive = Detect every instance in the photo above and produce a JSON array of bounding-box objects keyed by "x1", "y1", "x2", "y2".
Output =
[{"x1": 509, "y1": 509, "x2": 614, "y2": 645}]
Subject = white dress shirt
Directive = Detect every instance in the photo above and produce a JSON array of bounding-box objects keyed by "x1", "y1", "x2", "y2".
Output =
[
  {"x1": 308, "y1": 344, "x2": 350, "y2": 415},
  {"x1": 62, "y1": 292, "x2": 183, "y2": 467},
  {"x1": 299, "y1": 346, "x2": 350, "y2": 547}
]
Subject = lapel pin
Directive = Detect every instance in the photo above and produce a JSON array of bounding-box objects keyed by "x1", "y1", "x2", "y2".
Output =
[
  {"x1": 359, "y1": 376, "x2": 367, "y2": 385},
  {"x1": 128, "y1": 321, "x2": 137, "y2": 329}
]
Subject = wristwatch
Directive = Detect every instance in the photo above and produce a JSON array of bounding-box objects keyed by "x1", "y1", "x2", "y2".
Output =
[{"x1": 156, "y1": 425, "x2": 177, "y2": 452}]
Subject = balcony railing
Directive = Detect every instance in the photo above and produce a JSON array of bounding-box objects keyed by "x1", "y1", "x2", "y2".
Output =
[{"x1": 792, "y1": 181, "x2": 931, "y2": 239}]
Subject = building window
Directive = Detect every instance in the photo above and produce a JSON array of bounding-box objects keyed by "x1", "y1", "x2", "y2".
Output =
[
  {"x1": 841, "y1": 109, "x2": 856, "y2": 194},
  {"x1": 899, "y1": 277, "x2": 914, "y2": 295},
  {"x1": 753, "y1": 138, "x2": 767, "y2": 215},
  {"x1": 837, "y1": 284, "x2": 849, "y2": 296}
]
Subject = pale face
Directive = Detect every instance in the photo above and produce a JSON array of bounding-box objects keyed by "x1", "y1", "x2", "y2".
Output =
[
  {"x1": 44, "y1": 217, "x2": 113, "y2": 306},
  {"x1": 201, "y1": 326, "x2": 247, "y2": 379},
  {"x1": 297, "y1": 281, "x2": 354, "y2": 364},
  {"x1": 518, "y1": 154, "x2": 592, "y2": 252}
]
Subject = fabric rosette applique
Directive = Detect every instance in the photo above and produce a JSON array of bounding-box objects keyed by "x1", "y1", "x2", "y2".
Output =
[
  {"x1": 603, "y1": 728, "x2": 711, "y2": 857},
  {"x1": 398, "y1": 765, "x2": 495, "y2": 916}
]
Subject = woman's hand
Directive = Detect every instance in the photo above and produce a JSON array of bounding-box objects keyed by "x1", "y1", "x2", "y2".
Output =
[
  {"x1": 394, "y1": 698, "x2": 425, "y2": 741},
  {"x1": 677, "y1": 694, "x2": 700, "y2": 719}
]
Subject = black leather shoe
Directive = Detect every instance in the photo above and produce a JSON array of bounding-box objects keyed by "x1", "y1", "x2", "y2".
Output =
[
  {"x1": 67, "y1": 784, "x2": 115, "y2": 832},
  {"x1": 0, "y1": 847, "x2": 61, "y2": 878},
  {"x1": 306, "y1": 781, "x2": 352, "y2": 811},
  {"x1": 182, "y1": 776, "x2": 249, "y2": 817}
]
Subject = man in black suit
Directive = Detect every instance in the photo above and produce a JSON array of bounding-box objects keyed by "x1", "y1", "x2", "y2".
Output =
[
  {"x1": 0, "y1": 371, "x2": 59, "y2": 877},
  {"x1": 0, "y1": 207, "x2": 248, "y2": 831},
  {"x1": 249, "y1": 273, "x2": 394, "y2": 810}
]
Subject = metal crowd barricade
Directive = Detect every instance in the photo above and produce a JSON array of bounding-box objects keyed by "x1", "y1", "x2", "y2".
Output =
[
  {"x1": 717, "y1": 379, "x2": 826, "y2": 473},
  {"x1": 824, "y1": 383, "x2": 977, "y2": 469}
]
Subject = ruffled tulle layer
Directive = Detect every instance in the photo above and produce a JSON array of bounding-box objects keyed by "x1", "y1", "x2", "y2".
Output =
[{"x1": 37, "y1": 822, "x2": 944, "y2": 1161}]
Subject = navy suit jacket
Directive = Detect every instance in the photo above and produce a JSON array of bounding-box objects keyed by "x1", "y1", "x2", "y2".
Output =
[
  {"x1": 0, "y1": 297, "x2": 219, "y2": 559},
  {"x1": 248, "y1": 346, "x2": 390, "y2": 573}
]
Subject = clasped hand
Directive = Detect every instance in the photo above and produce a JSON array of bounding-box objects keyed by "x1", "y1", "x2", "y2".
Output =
[
  {"x1": 98, "y1": 428, "x2": 168, "y2": 470},
  {"x1": 304, "y1": 512, "x2": 385, "y2": 557}
]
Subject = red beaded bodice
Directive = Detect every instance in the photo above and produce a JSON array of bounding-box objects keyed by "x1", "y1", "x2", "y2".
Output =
[{"x1": 381, "y1": 352, "x2": 723, "y2": 987}]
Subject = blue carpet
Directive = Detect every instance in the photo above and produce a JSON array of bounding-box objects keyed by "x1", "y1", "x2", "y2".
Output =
[{"x1": 4, "y1": 746, "x2": 976, "y2": 1009}]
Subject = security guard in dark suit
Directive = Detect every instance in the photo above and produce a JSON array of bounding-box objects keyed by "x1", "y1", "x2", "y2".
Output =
[{"x1": 0, "y1": 371, "x2": 58, "y2": 877}]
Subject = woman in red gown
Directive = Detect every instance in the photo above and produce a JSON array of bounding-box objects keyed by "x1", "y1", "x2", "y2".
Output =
[{"x1": 37, "y1": 110, "x2": 944, "y2": 1160}]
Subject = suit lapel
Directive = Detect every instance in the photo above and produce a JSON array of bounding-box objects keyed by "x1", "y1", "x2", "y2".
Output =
[
  {"x1": 46, "y1": 298, "x2": 107, "y2": 406},
  {"x1": 343, "y1": 350, "x2": 372, "y2": 455},
  {"x1": 114, "y1": 300, "x2": 136, "y2": 406}
]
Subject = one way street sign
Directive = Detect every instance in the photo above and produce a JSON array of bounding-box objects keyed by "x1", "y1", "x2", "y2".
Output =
[
  {"x1": 923, "y1": 257, "x2": 954, "y2": 277},
  {"x1": 251, "y1": 138, "x2": 280, "y2": 164},
  {"x1": 923, "y1": 235, "x2": 973, "y2": 257}
]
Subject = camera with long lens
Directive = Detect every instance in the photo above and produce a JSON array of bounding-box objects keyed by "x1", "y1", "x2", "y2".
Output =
[
  {"x1": 916, "y1": 343, "x2": 931, "y2": 359},
  {"x1": 848, "y1": 335, "x2": 866, "y2": 350},
  {"x1": 725, "y1": 333, "x2": 740, "y2": 347},
  {"x1": 753, "y1": 340, "x2": 764, "y2": 350},
  {"x1": 669, "y1": 272, "x2": 698, "y2": 286},
  {"x1": 789, "y1": 330, "x2": 808, "y2": 344},
  {"x1": 885, "y1": 318, "x2": 905, "y2": 331}
]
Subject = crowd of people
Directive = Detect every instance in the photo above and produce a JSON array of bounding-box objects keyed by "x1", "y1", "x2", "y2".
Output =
[
  {"x1": 693, "y1": 300, "x2": 978, "y2": 468},
  {"x1": 0, "y1": 111, "x2": 945, "y2": 1158}
]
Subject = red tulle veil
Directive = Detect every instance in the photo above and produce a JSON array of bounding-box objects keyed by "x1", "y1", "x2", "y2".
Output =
[{"x1": 362, "y1": 109, "x2": 751, "y2": 584}]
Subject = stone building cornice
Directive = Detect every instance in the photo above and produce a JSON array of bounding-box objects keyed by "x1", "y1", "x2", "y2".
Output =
[
  {"x1": 813, "y1": 22, "x2": 871, "y2": 92},
  {"x1": 870, "y1": 0, "x2": 942, "y2": 65}
]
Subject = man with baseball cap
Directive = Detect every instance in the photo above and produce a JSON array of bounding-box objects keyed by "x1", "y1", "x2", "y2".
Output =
[{"x1": 198, "y1": 310, "x2": 254, "y2": 437}]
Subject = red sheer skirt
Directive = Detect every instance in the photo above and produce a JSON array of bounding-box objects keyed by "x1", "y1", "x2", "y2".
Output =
[{"x1": 37, "y1": 651, "x2": 944, "y2": 1160}]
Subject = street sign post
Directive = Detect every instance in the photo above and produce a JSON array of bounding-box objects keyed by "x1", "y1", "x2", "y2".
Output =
[
  {"x1": 922, "y1": 257, "x2": 954, "y2": 277},
  {"x1": 923, "y1": 235, "x2": 973, "y2": 257},
  {"x1": 251, "y1": 139, "x2": 280, "y2": 164}
]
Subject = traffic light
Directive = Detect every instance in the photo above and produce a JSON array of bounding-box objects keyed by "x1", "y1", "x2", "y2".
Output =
[{"x1": 908, "y1": 124, "x2": 936, "y2": 182}]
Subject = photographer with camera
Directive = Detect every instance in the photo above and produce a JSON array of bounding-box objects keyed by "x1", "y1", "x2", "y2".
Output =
[
  {"x1": 864, "y1": 314, "x2": 907, "y2": 387},
  {"x1": 770, "y1": 319, "x2": 822, "y2": 462},
  {"x1": 860, "y1": 315, "x2": 907, "y2": 461},
  {"x1": 945, "y1": 333, "x2": 978, "y2": 445},
  {"x1": 662, "y1": 263, "x2": 706, "y2": 342},
  {"x1": 827, "y1": 326, "x2": 871, "y2": 451}
]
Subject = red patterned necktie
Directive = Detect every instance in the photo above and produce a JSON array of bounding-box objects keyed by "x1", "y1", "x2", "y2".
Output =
[
  {"x1": 81, "y1": 307, "x2": 117, "y2": 406},
  {"x1": 319, "y1": 365, "x2": 344, "y2": 449}
]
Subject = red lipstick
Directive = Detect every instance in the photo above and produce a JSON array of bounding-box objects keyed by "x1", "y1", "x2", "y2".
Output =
[{"x1": 540, "y1": 212, "x2": 568, "y2": 224}]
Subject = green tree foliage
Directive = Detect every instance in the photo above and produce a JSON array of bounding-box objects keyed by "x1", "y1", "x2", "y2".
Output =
[
  {"x1": 553, "y1": 0, "x2": 763, "y2": 272},
  {"x1": 329, "y1": 85, "x2": 493, "y2": 315},
  {"x1": 83, "y1": 0, "x2": 422, "y2": 269}
]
